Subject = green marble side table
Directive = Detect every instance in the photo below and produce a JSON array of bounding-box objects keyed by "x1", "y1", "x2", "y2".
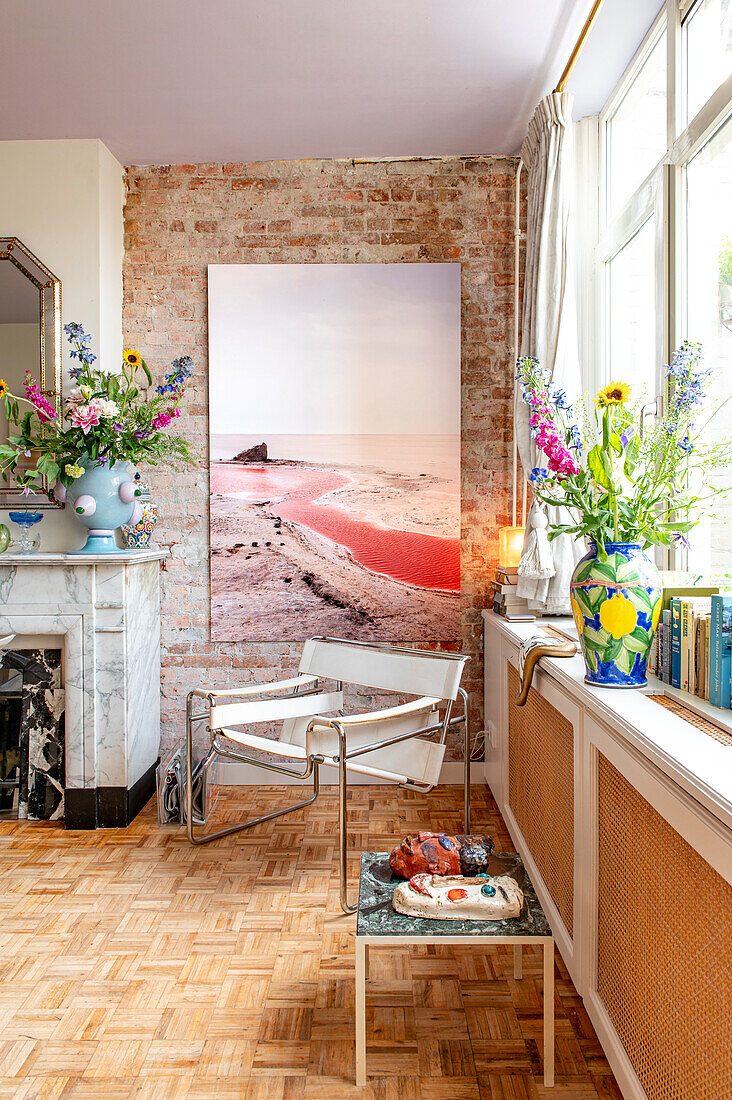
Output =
[{"x1": 355, "y1": 851, "x2": 555, "y2": 1088}]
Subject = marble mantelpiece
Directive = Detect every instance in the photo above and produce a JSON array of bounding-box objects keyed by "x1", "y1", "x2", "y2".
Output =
[{"x1": 0, "y1": 550, "x2": 166, "y2": 828}]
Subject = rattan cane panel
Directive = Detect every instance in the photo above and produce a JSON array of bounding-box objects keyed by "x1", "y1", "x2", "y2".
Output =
[
  {"x1": 597, "y1": 755, "x2": 732, "y2": 1100},
  {"x1": 507, "y1": 662, "x2": 574, "y2": 935},
  {"x1": 649, "y1": 693, "x2": 732, "y2": 746}
]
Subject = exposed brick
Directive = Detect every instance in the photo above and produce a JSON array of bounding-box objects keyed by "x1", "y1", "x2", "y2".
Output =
[{"x1": 123, "y1": 154, "x2": 521, "y2": 759}]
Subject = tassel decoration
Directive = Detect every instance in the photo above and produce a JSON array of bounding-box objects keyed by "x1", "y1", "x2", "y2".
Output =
[{"x1": 518, "y1": 502, "x2": 555, "y2": 580}]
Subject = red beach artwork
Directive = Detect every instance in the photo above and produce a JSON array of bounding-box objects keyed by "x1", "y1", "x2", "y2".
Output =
[{"x1": 207, "y1": 264, "x2": 461, "y2": 642}]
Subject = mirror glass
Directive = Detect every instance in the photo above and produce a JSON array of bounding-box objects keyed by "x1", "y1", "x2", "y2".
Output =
[{"x1": 0, "y1": 239, "x2": 61, "y2": 506}]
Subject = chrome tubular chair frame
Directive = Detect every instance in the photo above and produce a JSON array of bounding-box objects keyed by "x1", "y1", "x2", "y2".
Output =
[{"x1": 184, "y1": 638, "x2": 471, "y2": 913}]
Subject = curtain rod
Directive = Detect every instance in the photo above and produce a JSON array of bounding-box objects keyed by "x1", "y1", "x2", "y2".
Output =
[{"x1": 554, "y1": 0, "x2": 608, "y2": 93}]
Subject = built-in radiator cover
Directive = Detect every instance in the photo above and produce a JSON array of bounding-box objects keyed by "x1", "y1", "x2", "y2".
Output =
[
  {"x1": 507, "y1": 662, "x2": 574, "y2": 935},
  {"x1": 597, "y1": 755, "x2": 732, "y2": 1100}
]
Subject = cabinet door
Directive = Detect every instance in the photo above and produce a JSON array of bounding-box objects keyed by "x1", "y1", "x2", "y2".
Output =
[
  {"x1": 502, "y1": 651, "x2": 582, "y2": 981},
  {"x1": 584, "y1": 716, "x2": 732, "y2": 1100}
]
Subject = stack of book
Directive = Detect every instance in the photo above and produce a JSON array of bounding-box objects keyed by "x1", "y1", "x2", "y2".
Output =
[
  {"x1": 651, "y1": 587, "x2": 732, "y2": 708},
  {"x1": 492, "y1": 566, "x2": 535, "y2": 622}
]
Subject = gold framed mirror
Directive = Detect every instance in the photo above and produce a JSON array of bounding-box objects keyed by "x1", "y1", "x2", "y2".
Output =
[{"x1": 0, "y1": 238, "x2": 62, "y2": 506}]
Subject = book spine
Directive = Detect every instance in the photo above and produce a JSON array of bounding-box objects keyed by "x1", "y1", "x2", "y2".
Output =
[
  {"x1": 662, "y1": 610, "x2": 672, "y2": 684},
  {"x1": 711, "y1": 596, "x2": 724, "y2": 707},
  {"x1": 691, "y1": 612, "x2": 699, "y2": 695},
  {"x1": 680, "y1": 601, "x2": 692, "y2": 692},
  {"x1": 657, "y1": 624, "x2": 664, "y2": 682},
  {"x1": 671, "y1": 599, "x2": 682, "y2": 689},
  {"x1": 705, "y1": 616, "x2": 711, "y2": 699}
]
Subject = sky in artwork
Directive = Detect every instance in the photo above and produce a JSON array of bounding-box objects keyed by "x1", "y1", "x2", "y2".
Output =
[{"x1": 207, "y1": 262, "x2": 460, "y2": 436}]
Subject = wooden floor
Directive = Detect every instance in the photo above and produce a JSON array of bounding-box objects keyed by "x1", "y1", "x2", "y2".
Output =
[{"x1": 0, "y1": 784, "x2": 621, "y2": 1100}]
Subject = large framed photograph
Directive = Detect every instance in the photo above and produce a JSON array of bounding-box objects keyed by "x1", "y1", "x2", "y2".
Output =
[{"x1": 208, "y1": 263, "x2": 460, "y2": 642}]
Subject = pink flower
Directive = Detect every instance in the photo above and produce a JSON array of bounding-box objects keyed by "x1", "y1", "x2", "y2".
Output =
[
  {"x1": 69, "y1": 404, "x2": 101, "y2": 434},
  {"x1": 24, "y1": 372, "x2": 58, "y2": 423},
  {"x1": 152, "y1": 412, "x2": 172, "y2": 430}
]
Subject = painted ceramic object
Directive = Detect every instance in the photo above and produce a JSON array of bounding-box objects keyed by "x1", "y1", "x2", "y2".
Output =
[
  {"x1": 389, "y1": 831, "x2": 495, "y2": 878},
  {"x1": 120, "y1": 480, "x2": 158, "y2": 549},
  {"x1": 392, "y1": 873, "x2": 524, "y2": 921},
  {"x1": 570, "y1": 541, "x2": 662, "y2": 688},
  {"x1": 63, "y1": 457, "x2": 141, "y2": 554}
]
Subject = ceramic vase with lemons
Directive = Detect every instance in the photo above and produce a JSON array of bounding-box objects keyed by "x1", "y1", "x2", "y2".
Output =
[{"x1": 570, "y1": 542, "x2": 662, "y2": 687}]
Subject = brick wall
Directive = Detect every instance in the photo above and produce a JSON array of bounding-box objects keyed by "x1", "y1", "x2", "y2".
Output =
[{"x1": 123, "y1": 156, "x2": 519, "y2": 761}]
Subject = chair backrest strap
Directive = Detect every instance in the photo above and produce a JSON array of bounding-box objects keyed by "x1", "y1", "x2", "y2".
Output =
[{"x1": 298, "y1": 637, "x2": 468, "y2": 700}]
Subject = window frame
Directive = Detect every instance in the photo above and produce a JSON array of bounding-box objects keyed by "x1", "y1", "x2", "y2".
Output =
[{"x1": 594, "y1": 0, "x2": 732, "y2": 571}]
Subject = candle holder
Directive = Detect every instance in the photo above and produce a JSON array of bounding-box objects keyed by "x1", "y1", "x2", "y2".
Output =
[{"x1": 8, "y1": 511, "x2": 43, "y2": 554}]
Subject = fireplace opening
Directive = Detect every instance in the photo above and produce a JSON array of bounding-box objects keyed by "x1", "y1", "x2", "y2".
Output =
[{"x1": 0, "y1": 649, "x2": 65, "y2": 821}]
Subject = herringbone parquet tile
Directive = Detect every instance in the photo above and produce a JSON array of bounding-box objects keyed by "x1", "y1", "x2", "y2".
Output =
[{"x1": 0, "y1": 785, "x2": 620, "y2": 1099}]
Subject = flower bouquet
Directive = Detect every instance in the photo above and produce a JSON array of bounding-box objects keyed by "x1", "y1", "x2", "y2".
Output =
[
  {"x1": 517, "y1": 344, "x2": 731, "y2": 686},
  {"x1": 0, "y1": 323, "x2": 193, "y2": 552}
]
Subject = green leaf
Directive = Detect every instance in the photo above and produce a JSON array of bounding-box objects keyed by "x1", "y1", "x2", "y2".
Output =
[
  {"x1": 609, "y1": 431, "x2": 623, "y2": 456},
  {"x1": 588, "y1": 444, "x2": 612, "y2": 489},
  {"x1": 615, "y1": 647, "x2": 634, "y2": 675},
  {"x1": 573, "y1": 559, "x2": 595, "y2": 584},
  {"x1": 140, "y1": 358, "x2": 153, "y2": 386},
  {"x1": 603, "y1": 636, "x2": 624, "y2": 661},
  {"x1": 590, "y1": 560, "x2": 617, "y2": 582},
  {"x1": 584, "y1": 647, "x2": 598, "y2": 673}
]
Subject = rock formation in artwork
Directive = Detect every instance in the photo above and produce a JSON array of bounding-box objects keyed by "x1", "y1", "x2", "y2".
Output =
[
  {"x1": 233, "y1": 442, "x2": 268, "y2": 463},
  {"x1": 389, "y1": 831, "x2": 495, "y2": 878},
  {"x1": 393, "y1": 873, "x2": 524, "y2": 921}
]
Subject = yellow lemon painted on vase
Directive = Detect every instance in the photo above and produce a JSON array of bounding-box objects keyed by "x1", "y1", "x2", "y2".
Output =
[
  {"x1": 651, "y1": 597, "x2": 662, "y2": 633},
  {"x1": 570, "y1": 595, "x2": 585, "y2": 637},
  {"x1": 599, "y1": 593, "x2": 638, "y2": 639}
]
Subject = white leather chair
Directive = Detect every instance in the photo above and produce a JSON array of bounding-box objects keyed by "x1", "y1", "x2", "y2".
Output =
[{"x1": 185, "y1": 636, "x2": 471, "y2": 912}]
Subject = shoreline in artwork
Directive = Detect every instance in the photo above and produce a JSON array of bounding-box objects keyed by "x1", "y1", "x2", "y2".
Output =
[{"x1": 210, "y1": 454, "x2": 460, "y2": 641}]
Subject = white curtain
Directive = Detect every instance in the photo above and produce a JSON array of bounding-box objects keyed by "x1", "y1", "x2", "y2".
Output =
[{"x1": 515, "y1": 92, "x2": 584, "y2": 614}]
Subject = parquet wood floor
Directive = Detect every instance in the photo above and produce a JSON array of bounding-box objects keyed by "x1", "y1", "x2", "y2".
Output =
[{"x1": 0, "y1": 785, "x2": 621, "y2": 1100}]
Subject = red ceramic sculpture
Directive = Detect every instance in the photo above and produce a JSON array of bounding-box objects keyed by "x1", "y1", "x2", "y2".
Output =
[{"x1": 388, "y1": 831, "x2": 495, "y2": 878}]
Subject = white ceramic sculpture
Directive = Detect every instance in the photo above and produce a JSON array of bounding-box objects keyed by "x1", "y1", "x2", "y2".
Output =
[{"x1": 392, "y1": 873, "x2": 523, "y2": 921}]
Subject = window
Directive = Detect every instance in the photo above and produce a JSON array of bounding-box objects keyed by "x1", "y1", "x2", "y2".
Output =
[
  {"x1": 606, "y1": 28, "x2": 667, "y2": 217},
  {"x1": 607, "y1": 217, "x2": 658, "y2": 399},
  {"x1": 685, "y1": 0, "x2": 732, "y2": 122},
  {"x1": 595, "y1": 0, "x2": 732, "y2": 574},
  {"x1": 684, "y1": 116, "x2": 732, "y2": 571}
]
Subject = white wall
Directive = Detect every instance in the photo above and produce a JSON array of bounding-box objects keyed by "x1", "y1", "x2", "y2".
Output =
[{"x1": 0, "y1": 139, "x2": 124, "y2": 547}]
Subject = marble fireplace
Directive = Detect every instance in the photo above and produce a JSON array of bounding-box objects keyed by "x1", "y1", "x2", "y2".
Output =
[{"x1": 0, "y1": 550, "x2": 165, "y2": 828}]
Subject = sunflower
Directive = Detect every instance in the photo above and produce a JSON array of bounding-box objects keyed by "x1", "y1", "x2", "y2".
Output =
[
  {"x1": 123, "y1": 349, "x2": 142, "y2": 367},
  {"x1": 0, "y1": 379, "x2": 7, "y2": 399},
  {"x1": 595, "y1": 381, "x2": 631, "y2": 408}
]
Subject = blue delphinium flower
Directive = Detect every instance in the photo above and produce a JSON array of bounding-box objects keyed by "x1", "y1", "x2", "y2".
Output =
[
  {"x1": 671, "y1": 531, "x2": 690, "y2": 549},
  {"x1": 530, "y1": 467, "x2": 549, "y2": 482},
  {"x1": 569, "y1": 424, "x2": 584, "y2": 452},
  {"x1": 678, "y1": 433, "x2": 694, "y2": 454}
]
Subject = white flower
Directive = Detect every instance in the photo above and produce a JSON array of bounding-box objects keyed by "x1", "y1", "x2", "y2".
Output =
[
  {"x1": 66, "y1": 387, "x2": 86, "y2": 407},
  {"x1": 89, "y1": 397, "x2": 119, "y2": 419}
]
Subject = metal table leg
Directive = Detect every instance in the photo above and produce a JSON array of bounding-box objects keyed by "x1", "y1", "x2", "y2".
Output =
[
  {"x1": 355, "y1": 938, "x2": 367, "y2": 1086},
  {"x1": 543, "y1": 937, "x2": 555, "y2": 1087}
]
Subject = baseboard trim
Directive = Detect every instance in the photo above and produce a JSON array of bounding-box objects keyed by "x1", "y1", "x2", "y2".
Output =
[
  {"x1": 217, "y1": 760, "x2": 485, "y2": 786},
  {"x1": 64, "y1": 759, "x2": 159, "y2": 830}
]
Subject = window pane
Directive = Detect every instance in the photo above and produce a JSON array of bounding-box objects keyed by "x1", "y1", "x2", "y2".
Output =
[
  {"x1": 608, "y1": 217, "x2": 658, "y2": 400},
  {"x1": 685, "y1": 0, "x2": 732, "y2": 123},
  {"x1": 608, "y1": 31, "x2": 667, "y2": 216},
  {"x1": 685, "y1": 116, "x2": 732, "y2": 574}
]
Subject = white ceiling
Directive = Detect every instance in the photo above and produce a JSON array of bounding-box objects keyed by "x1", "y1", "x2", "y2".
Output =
[{"x1": 2, "y1": 0, "x2": 663, "y2": 165}]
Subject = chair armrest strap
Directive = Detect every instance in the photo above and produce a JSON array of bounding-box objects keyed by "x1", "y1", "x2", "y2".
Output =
[
  {"x1": 210, "y1": 689, "x2": 343, "y2": 730},
  {"x1": 204, "y1": 674, "x2": 319, "y2": 700}
]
